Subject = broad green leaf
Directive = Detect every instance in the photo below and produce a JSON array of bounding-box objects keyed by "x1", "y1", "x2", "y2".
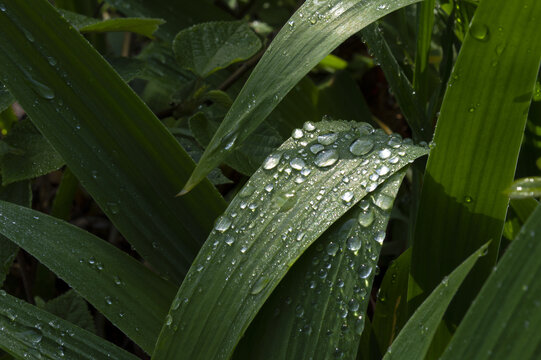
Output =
[
  {"x1": 0, "y1": 200, "x2": 177, "y2": 353},
  {"x1": 173, "y1": 21, "x2": 262, "y2": 78},
  {"x1": 182, "y1": 0, "x2": 424, "y2": 193},
  {"x1": 0, "y1": 118, "x2": 65, "y2": 185},
  {"x1": 372, "y1": 248, "x2": 411, "y2": 354},
  {"x1": 383, "y1": 242, "x2": 489, "y2": 359},
  {"x1": 0, "y1": 291, "x2": 138, "y2": 360},
  {"x1": 153, "y1": 120, "x2": 427, "y2": 360},
  {"x1": 59, "y1": 9, "x2": 164, "y2": 38},
  {"x1": 235, "y1": 171, "x2": 406, "y2": 360},
  {"x1": 0, "y1": 84, "x2": 13, "y2": 113},
  {"x1": 440, "y1": 204, "x2": 541, "y2": 360},
  {"x1": 104, "y1": 0, "x2": 233, "y2": 42},
  {"x1": 0, "y1": 180, "x2": 31, "y2": 286},
  {"x1": 35, "y1": 290, "x2": 96, "y2": 334},
  {"x1": 506, "y1": 177, "x2": 541, "y2": 199},
  {"x1": 360, "y1": 23, "x2": 426, "y2": 140},
  {"x1": 0, "y1": 0, "x2": 227, "y2": 282},
  {"x1": 410, "y1": 0, "x2": 541, "y2": 324}
]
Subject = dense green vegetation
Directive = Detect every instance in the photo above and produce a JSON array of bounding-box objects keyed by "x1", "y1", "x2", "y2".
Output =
[{"x1": 0, "y1": 0, "x2": 540, "y2": 359}]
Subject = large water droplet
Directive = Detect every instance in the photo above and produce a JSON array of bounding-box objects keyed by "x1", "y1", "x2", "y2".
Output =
[
  {"x1": 251, "y1": 276, "x2": 269, "y2": 295},
  {"x1": 349, "y1": 138, "x2": 374, "y2": 156},
  {"x1": 358, "y1": 209, "x2": 375, "y2": 227},
  {"x1": 303, "y1": 122, "x2": 316, "y2": 132},
  {"x1": 29, "y1": 77, "x2": 55, "y2": 100},
  {"x1": 373, "y1": 193, "x2": 394, "y2": 210},
  {"x1": 318, "y1": 133, "x2": 338, "y2": 145},
  {"x1": 310, "y1": 144, "x2": 324, "y2": 154},
  {"x1": 165, "y1": 314, "x2": 173, "y2": 326},
  {"x1": 374, "y1": 231, "x2": 386, "y2": 245},
  {"x1": 326, "y1": 242, "x2": 339, "y2": 256},
  {"x1": 470, "y1": 23, "x2": 489, "y2": 41},
  {"x1": 378, "y1": 148, "x2": 391, "y2": 159},
  {"x1": 376, "y1": 165, "x2": 390, "y2": 176},
  {"x1": 314, "y1": 149, "x2": 339, "y2": 167},
  {"x1": 290, "y1": 157, "x2": 305, "y2": 170},
  {"x1": 214, "y1": 216, "x2": 232, "y2": 232},
  {"x1": 292, "y1": 128, "x2": 304, "y2": 139},
  {"x1": 263, "y1": 153, "x2": 282, "y2": 170},
  {"x1": 224, "y1": 235, "x2": 235, "y2": 246},
  {"x1": 346, "y1": 236, "x2": 362, "y2": 252},
  {"x1": 359, "y1": 264, "x2": 372, "y2": 279},
  {"x1": 341, "y1": 191, "x2": 354, "y2": 203}
]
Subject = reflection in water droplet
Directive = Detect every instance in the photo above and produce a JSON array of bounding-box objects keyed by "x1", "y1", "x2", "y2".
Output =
[
  {"x1": 314, "y1": 149, "x2": 339, "y2": 167},
  {"x1": 224, "y1": 235, "x2": 235, "y2": 246},
  {"x1": 214, "y1": 216, "x2": 232, "y2": 232},
  {"x1": 290, "y1": 158, "x2": 305, "y2": 170},
  {"x1": 303, "y1": 122, "x2": 316, "y2": 132},
  {"x1": 359, "y1": 264, "x2": 372, "y2": 279},
  {"x1": 374, "y1": 231, "x2": 386, "y2": 245},
  {"x1": 341, "y1": 191, "x2": 354, "y2": 203},
  {"x1": 346, "y1": 236, "x2": 362, "y2": 252},
  {"x1": 349, "y1": 138, "x2": 374, "y2": 156},
  {"x1": 373, "y1": 193, "x2": 394, "y2": 210},
  {"x1": 326, "y1": 242, "x2": 339, "y2": 256},
  {"x1": 318, "y1": 133, "x2": 338, "y2": 145},
  {"x1": 263, "y1": 153, "x2": 282, "y2": 170},
  {"x1": 292, "y1": 128, "x2": 304, "y2": 139},
  {"x1": 378, "y1": 148, "x2": 391, "y2": 159}
]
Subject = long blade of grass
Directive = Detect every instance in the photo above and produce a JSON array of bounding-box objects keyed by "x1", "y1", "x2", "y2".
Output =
[
  {"x1": 412, "y1": 0, "x2": 435, "y2": 109},
  {"x1": 440, "y1": 204, "x2": 541, "y2": 359},
  {"x1": 153, "y1": 120, "x2": 427, "y2": 360},
  {"x1": 383, "y1": 242, "x2": 489, "y2": 359},
  {"x1": 410, "y1": 0, "x2": 541, "y2": 323},
  {"x1": 0, "y1": 0, "x2": 227, "y2": 283},
  {"x1": 181, "y1": 0, "x2": 423, "y2": 193},
  {"x1": 234, "y1": 171, "x2": 406, "y2": 360},
  {"x1": 0, "y1": 291, "x2": 138, "y2": 360},
  {"x1": 0, "y1": 200, "x2": 177, "y2": 353}
]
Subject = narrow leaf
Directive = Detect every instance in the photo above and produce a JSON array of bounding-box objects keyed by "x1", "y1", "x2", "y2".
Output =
[
  {"x1": 236, "y1": 171, "x2": 406, "y2": 360},
  {"x1": 182, "y1": 0, "x2": 423, "y2": 192},
  {"x1": 440, "y1": 204, "x2": 541, "y2": 359},
  {"x1": 0, "y1": 200, "x2": 177, "y2": 353},
  {"x1": 383, "y1": 242, "x2": 489, "y2": 359},
  {"x1": 153, "y1": 120, "x2": 427, "y2": 360},
  {"x1": 0, "y1": 0, "x2": 227, "y2": 282},
  {"x1": 59, "y1": 9, "x2": 164, "y2": 38},
  {"x1": 410, "y1": 0, "x2": 541, "y2": 323},
  {"x1": 0, "y1": 291, "x2": 138, "y2": 360},
  {"x1": 506, "y1": 177, "x2": 541, "y2": 199},
  {"x1": 173, "y1": 21, "x2": 262, "y2": 78}
]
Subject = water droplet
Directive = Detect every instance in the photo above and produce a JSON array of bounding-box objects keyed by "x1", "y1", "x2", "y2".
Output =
[
  {"x1": 303, "y1": 122, "x2": 316, "y2": 132},
  {"x1": 224, "y1": 235, "x2": 235, "y2": 246},
  {"x1": 378, "y1": 148, "x2": 391, "y2": 159},
  {"x1": 373, "y1": 193, "x2": 394, "y2": 210},
  {"x1": 28, "y1": 76, "x2": 55, "y2": 100},
  {"x1": 113, "y1": 275, "x2": 122, "y2": 286},
  {"x1": 214, "y1": 216, "x2": 232, "y2": 232},
  {"x1": 107, "y1": 202, "x2": 119, "y2": 215},
  {"x1": 376, "y1": 165, "x2": 390, "y2": 176},
  {"x1": 358, "y1": 123, "x2": 374, "y2": 135},
  {"x1": 318, "y1": 133, "x2": 338, "y2": 145},
  {"x1": 239, "y1": 184, "x2": 255, "y2": 198},
  {"x1": 0, "y1": 4, "x2": 5, "y2": 12},
  {"x1": 292, "y1": 128, "x2": 304, "y2": 139},
  {"x1": 19, "y1": 329, "x2": 42, "y2": 344},
  {"x1": 23, "y1": 29, "x2": 34, "y2": 42},
  {"x1": 359, "y1": 199, "x2": 370, "y2": 210},
  {"x1": 310, "y1": 144, "x2": 324, "y2": 154},
  {"x1": 296, "y1": 232, "x2": 305, "y2": 241},
  {"x1": 346, "y1": 236, "x2": 362, "y2": 252},
  {"x1": 463, "y1": 195, "x2": 473, "y2": 204},
  {"x1": 290, "y1": 157, "x2": 305, "y2": 170},
  {"x1": 348, "y1": 298, "x2": 360, "y2": 312},
  {"x1": 374, "y1": 231, "x2": 386, "y2": 245},
  {"x1": 341, "y1": 191, "x2": 354, "y2": 203},
  {"x1": 296, "y1": 305, "x2": 304, "y2": 317},
  {"x1": 263, "y1": 153, "x2": 282, "y2": 170},
  {"x1": 240, "y1": 246, "x2": 248, "y2": 253},
  {"x1": 105, "y1": 296, "x2": 113, "y2": 305},
  {"x1": 349, "y1": 138, "x2": 374, "y2": 156},
  {"x1": 314, "y1": 149, "x2": 339, "y2": 167},
  {"x1": 47, "y1": 56, "x2": 57, "y2": 66},
  {"x1": 470, "y1": 23, "x2": 489, "y2": 41},
  {"x1": 165, "y1": 314, "x2": 173, "y2": 326},
  {"x1": 222, "y1": 131, "x2": 237, "y2": 150},
  {"x1": 359, "y1": 264, "x2": 372, "y2": 279},
  {"x1": 251, "y1": 277, "x2": 269, "y2": 295},
  {"x1": 326, "y1": 242, "x2": 339, "y2": 256},
  {"x1": 288, "y1": 20, "x2": 295, "y2": 28}
]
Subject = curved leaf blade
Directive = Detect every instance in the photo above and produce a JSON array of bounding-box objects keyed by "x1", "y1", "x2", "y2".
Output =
[
  {"x1": 153, "y1": 120, "x2": 427, "y2": 360},
  {"x1": 440, "y1": 205, "x2": 541, "y2": 359},
  {"x1": 506, "y1": 177, "x2": 541, "y2": 199},
  {"x1": 181, "y1": 0, "x2": 423, "y2": 193},
  {"x1": 0, "y1": 291, "x2": 138, "y2": 360},
  {"x1": 173, "y1": 21, "x2": 262, "y2": 78},
  {"x1": 236, "y1": 171, "x2": 406, "y2": 360},
  {"x1": 0, "y1": 0, "x2": 227, "y2": 282},
  {"x1": 383, "y1": 242, "x2": 489, "y2": 359},
  {"x1": 0, "y1": 200, "x2": 177, "y2": 353},
  {"x1": 410, "y1": 0, "x2": 541, "y2": 322}
]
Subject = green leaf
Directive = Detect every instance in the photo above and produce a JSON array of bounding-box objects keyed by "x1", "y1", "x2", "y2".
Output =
[
  {"x1": 412, "y1": 0, "x2": 436, "y2": 108},
  {"x1": 440, "y1": 204, "x2": 541, "y2": 359},
  {"x1": 0, "y1": 180, "x2": 31, "y2": 287},
  {"x1": 104, "y1": 0, "x2": 233, "y2": 42},
  {"x1": 182, "y1": 0, "x2": 424, "y2": 193},
  {"x1": 0, "y1": 200, "x2": 177, "y2": 353},
  {"x1": 410, "y1": 0, "x2": 541, "y2": 323},
  {"x1": 107, "y1": 57, "x2": 147, "y2": 82},
  {"x1": 506, "y1": 177, "x2": 541, "y2": 199},
  {"x1": 383, "y1": 242, "x2": 489, "y2": 359},
  {"x1": 173, "y1": 21, "x2": 262, "y2": 78},
  {"x1": 372, "y1": 248, "x2": 411, "y2": 354},
  {"x1": 50, "y1": 167, "x2": 79, "y2": 220},
  {"x1": 0, "y1": 0, "x2": 227, "y2": 282},
  {"x1": 0, "y1": 84, "x2": 14, "y2": 113},
  {"x1": 235, "y1": 171, "x2": 406, "y2": 360},
  {"x1": 153, "y1": 120, "x2": 428, "y2": 360},
  {"x1": 36, "y1": 290, "x2": 96, "y2": 334},
  {"x1": 59, "y1": 9, "x2": 164, "y2": 38},
  {"x1": 0, "y1": 118, "x2": 65, "y2": 185},
  {"x1": 0, "y1": 291, "x2": 138, "y2": 360},
  {"x1": 360, "y1": 23, "x2": 426, "y2": 140}
]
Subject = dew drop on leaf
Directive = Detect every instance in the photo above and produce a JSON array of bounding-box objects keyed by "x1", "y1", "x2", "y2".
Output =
[
  {"x1": 290, "y1": 157, "x2": 305, "y2": 170},
  {"x1": 349, "y1": 138, "x2": 374, "y2": 156},
  {"x1": 346, "y1": 236, "x2": 362, "y2": 252},
  {"x1": 292, "y1": 128, "x2": 304, "y2": 139},
  {"x1": 470, "y1": 23, "x2": 489, "y2": 41},
  {"x1": 251, "y1": 276, "x2": 269, "y2": 295},
  {"x1": 318, "y1": 133, "x2": 338, "y2": 145},
  {"x1": 214, "y1": 216, "x2": 232, "y2": 232},
  {"x1": 378, "y1": 148, "x2": 391, "y2": 159},
  {"x1": 314, "y1": 149, "x2": 339, "y2": 167},
  {"x1": 310, "y1": 144, "x2": 324, "y2": 154},
  {"x1": 341, "y1": 191, "x2": 354, "y2": 203},
  {"x1": 263, "y1": 152, "x2": 282, "y2": 170},
  {"x1": 303, "y1": 121, "x2": 316, "y2": 132},
  {"x1": 359, "y1": 264, "x2": 372, "y2": 279},
  {"x1": 373, "y1": 193, "x2": 394, "y2": 210}
]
